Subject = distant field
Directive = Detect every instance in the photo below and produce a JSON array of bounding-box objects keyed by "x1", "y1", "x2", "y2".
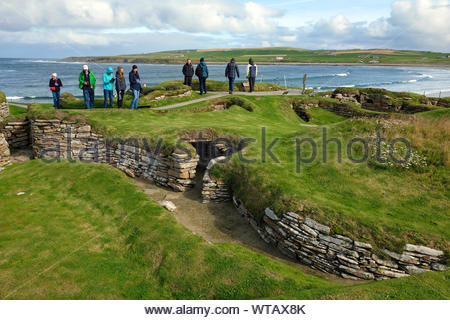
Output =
[{"x1": 62, "y1": 47, "x2": 450, "y2": 66}]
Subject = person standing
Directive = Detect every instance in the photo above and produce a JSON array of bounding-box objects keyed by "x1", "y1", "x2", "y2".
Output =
[
  {"x1": 49, "y1": 73, "x2": 63, "y2": 109},
  {"x1": 78, "y1": 65, "x2": 96, "y2": 109},
  {"x1": 129, "y1": 65, "x2": 141, "y2": 110},
  {"x1": 115, "y1": 66, "x2": 126, "y2": 108},
  {"x1": 195, "y1": 57, "x2": 209, "y2": 95},
  {"x1": 225, "y1": 58, "x2": 240, "y2": 94},
  {"x1": 246, "y1": 58, "x2": 258, "y2": 93},
  {"x1": 182, "y1": 59, "x2": 194, "y2": 86},
  {"x1": 103, "y1": 67, "x2": 115, "y2": 108}
]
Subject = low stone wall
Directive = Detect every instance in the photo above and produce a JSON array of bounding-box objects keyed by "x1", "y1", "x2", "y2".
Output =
[
  {"x1": 233, "y1": 196, "x2": 447, "y2": 280},
  {"x1": 30, "y1": 118, "x2": 199, "y2": 191},
  {"x1": 331, "y1": 90, "x2": 432, "y2": 114},
  {"x1": 1, "y1": 120, "x2": 30, "y2": 148},
  {"x1": 201, "y1": 156, "x2": 230, "y2": 203},
  {"x1": 0, "y1": 101, "x2": 9, "y2": 121},
  {"x1": 0, "y1": 133, "x2": 10, "y2": 167}
]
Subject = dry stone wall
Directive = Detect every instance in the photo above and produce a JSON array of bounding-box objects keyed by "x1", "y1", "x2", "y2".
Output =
[
  {"x1": 0, "y1": 133, "x2": 10, "y2": 167},
  {"x1": 2, "y1": 120, "x2": 30, "y2": 148},
  {"x1": 30, "y1": 118, "x2": 199, "y2": 191},
  {"x1": 233, "y1": 196, "x2": 447, "y2": 281},
  {"x1": 0, "y1": 101, "x2": 9, "y2": 121},
  {"x1": 201, "y1": 156, "x2": 231, "y2": 203}
]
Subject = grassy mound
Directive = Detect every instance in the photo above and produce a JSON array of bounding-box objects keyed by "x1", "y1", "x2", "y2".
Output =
[
  {"x1": 0, "y1": 161, "x2": 448, "y2": 299},
  {"x1": 188, "y1": 79, "x2": 284, "y2": 92},
  {"x1": 333, "y1": 87, "x2": 441, "y2": 114}
]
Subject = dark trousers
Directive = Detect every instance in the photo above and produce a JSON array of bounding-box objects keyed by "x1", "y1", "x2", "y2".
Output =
[
  {"x1": 117, "y1": 90, "x2": 124, "y2": 108},
  {"x1": 103, "y1": 89, "x2": 113, "y2": 108},
  {"x1": 249, "y1": 77, "x2": 256, "y2": 92},
  {"x1": 199, "y1": 77, "x2": 207, "y2": 94},
  {"x1": 184, "y1": 76, "x2": 192, "y2": 86},
  {"x1": 83, "y1": 88, "x2": 95, "y2": 109},
  {"x1": 228, "y1": 77, "x2": 235, "y2": 92},
  {"x1": 52, "y1": 90, "x2": 60, "y2": 109}
]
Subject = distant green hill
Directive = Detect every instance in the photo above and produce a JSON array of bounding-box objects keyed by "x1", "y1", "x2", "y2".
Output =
[{"x1": 62, "y1": 47, "x2": 450, "y2": 65}]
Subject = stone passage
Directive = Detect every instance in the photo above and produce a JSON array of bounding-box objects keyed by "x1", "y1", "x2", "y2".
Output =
[
  {"x1": 1, "y1": 120, "x2": 30, "y2": 148},
  {"x1": 30, "y1": 118, "x2": 199, "y2": 192},
  {"x1": 0, "y1": 133, "x2": 10, "y2": 167},
  {"x1": 233, "y1": 197, "x2": 447, "y2": 281}
]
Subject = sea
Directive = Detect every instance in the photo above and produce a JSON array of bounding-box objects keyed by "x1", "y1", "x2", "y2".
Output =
[{"x1": 0, "y1": 58, "x2": 449, "y2": 103}]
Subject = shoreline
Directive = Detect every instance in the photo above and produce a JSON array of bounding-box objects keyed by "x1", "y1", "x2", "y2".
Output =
[{"x1": 59, "y1": 59, "x2": 450, "y2": 69}]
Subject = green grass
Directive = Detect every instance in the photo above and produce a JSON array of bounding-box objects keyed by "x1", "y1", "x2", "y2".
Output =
[
  {"x1": 0, "y1": 160, "x2": 448, "y2": 299},
  {"x1": 63, "y1": 47, "x2": 450, "y2": 66},
  {"x1": 416, "y1": 108, "x2": 450, "y2": 119},
  {"x1": 9, "y1": 105, "x2": 27, "y2": 116},
  {"x1": 26, "y1": 93, "x2": 450, "y2": 256}
]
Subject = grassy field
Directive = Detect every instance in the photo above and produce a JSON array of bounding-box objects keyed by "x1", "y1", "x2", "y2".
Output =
[
  {"x1": 62, "y1": 47, "x2": 450, "y2": 66},
  {"x1": 0, "y1": 161, "x2": 448, "y2": 299},
  {"x1": 27, "y1": 89, "x2": 450, "y2": 256}
]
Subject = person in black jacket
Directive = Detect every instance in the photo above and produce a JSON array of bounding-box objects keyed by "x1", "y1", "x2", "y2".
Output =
[
  {"x1": 115, "y1": 66, "x2": 126, "y2": 108},
  {"x1": 225, "y1": 58, "x2": 240, "y2": 94},
  {"x1": 49, "y1": 73, "x2": 63, "y2": 109},
  {"x1": 182, "y1": 59, "x2": 194, "y2": 86},
  {"x1": 129, "y1": 65, "x2": 141, "y2": 110}
]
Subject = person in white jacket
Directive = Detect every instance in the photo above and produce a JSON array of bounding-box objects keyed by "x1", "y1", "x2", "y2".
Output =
[{"x1": 246, "y1": 59, "x2": 258, "y2": 93}]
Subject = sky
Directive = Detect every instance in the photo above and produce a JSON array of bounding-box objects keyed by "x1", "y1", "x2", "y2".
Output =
[{"x1": 0, "y1": 0, "x2": 449, "y2": 58}]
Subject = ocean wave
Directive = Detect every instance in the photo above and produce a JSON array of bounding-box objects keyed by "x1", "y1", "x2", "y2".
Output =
[
  {"x1": 418, "y1": 74, "x2": 433, "y2": 79},
  {"x1": 29, "y1": 59, "x2": 57, "y2": 63},
  {"x1": 408, "y1": 79, "x2": 417, "y2": 83},
  {"x1": 334, "y1": 72, "x2": 349, "y2": 77},
  {"x1": 7, "y1": 95, "x2": 49, "y2": 100}
]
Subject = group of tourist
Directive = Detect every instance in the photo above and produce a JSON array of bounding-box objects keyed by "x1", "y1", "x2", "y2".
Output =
[{"x1": 49, "y1": 58, "x2": 258, "y2": 109}]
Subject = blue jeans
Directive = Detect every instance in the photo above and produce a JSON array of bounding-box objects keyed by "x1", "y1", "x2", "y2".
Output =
[
  {"x1": 130, "y1": 89, "x2": 140, "y2": 109},
  {"x1": 103, "y1": 89, "x2": 113, "y2": 108},
  {"x1": 52, "y1": 90, "x2": 60, "y2": 109},
  {"x1": 199, "y1": 77, "x2": 207, "y2": 94},
  {"x1": 228, "y1": 77, "x2": 235, "y2": 92},
  {"x1": 83, "y1": 88, "x2": 95, "y2": 109}
]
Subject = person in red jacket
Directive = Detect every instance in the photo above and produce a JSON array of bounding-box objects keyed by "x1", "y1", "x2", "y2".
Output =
[{"x1": 49, "y1": 73, "x2": 63, "y2": 109}]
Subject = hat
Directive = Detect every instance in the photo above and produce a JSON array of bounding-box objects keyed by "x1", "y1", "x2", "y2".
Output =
[
  {"x1": 83, "y1": 65, "x2": 88, "y2": 70},
  {"x1": 200, "y1": 57, "x2": 205, "y2": 62},
  {"x1": 231, "y1": 58, "x2": 235, "y2": 62},
  {"x1": 52, "y1": 73, "x2": 57, "y2": 77},
  {"x1": 107, "y1": 67, "x2": 113, "y2": 73}
]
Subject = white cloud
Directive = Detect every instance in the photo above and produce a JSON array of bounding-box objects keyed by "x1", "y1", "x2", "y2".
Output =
[
  {"x1": 0, "y1": 0, "x2": 280, "y2": 33},
  {"x1": 0, "y1": 0, "x2": 449, "y2": 57},
  {"x1": 294, "y1": 0, "x2": 450, "y2": 51},
  {"x1": 312, "y1": 14, "x2": 351, "y2": 35}
]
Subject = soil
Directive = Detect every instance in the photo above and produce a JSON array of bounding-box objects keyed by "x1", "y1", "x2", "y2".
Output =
[{"x1": 10, "y1": 147, "x2": 33, "y2": 163}]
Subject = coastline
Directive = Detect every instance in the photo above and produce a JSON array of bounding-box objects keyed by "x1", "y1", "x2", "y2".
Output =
[{"x1": 59, "y1": 59, "x2": 450, "y2": 69}]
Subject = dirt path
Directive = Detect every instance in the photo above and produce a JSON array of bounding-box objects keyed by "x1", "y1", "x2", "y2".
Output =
[
  {"x1": 152, "y1": 90, "x2": 303, "y2": 111},
  {"x1": 132, "y1": 172, "x2": 359, "y2": 284}
]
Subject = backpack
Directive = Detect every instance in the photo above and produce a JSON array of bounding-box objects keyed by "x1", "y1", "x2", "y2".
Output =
[{"x1": 195, "y1": 64, "x2": 203, "y2": 78}]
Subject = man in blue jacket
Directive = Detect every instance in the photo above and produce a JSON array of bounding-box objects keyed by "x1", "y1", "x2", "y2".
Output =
[
  {"x1": 225, "y1": 58, "x2": 240, "y2": 94},
  {"x1": 129, "y1": 65, "x2": 141, "y2": 109},
  {"x1": 195, "y1": 57, "x2": 209, "y2": 95},
  {"x1": 103, "y1": 67, "x2": 115, "y2": 108}
]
